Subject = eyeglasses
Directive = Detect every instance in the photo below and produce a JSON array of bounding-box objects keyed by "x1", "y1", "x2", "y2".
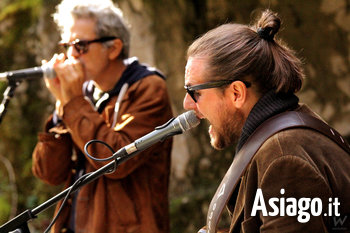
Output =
[
  {"x1": 59, "y1": 36, "x2": 117, "y2": 54},
  {"x1": 184, "y1": 79, "x2": 251, "y2": 103}
]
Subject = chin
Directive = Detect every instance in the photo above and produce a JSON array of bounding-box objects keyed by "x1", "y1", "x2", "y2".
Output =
[
  {"x1": 211, "y1": 141, "x2": 225, "y2": 150},
  {"x1": 209, "y1": 124, "x2": 240, "y2": 150},
  {"x1": 207, "y1": 107, "x2": 244, "y2": 150},
  {"x1": 209, "y1": 133, "x2": 225, "y2": 150}
]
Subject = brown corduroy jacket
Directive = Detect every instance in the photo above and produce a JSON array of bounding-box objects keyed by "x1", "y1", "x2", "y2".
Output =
[
  {"x1": 32, "y1": 74, "x2": 173, "y2": 233},
  {"x1": 228, "y1": 105, "x2": 350, "y2": 233}
]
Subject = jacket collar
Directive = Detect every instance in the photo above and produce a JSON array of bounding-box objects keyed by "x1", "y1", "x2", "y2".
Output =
[
  {"x1": 83, "y1": 57, "x2": 165, "y2": 113},
  {"x1": 236, "y1": 90, "x2": 299, "y2": 153}
]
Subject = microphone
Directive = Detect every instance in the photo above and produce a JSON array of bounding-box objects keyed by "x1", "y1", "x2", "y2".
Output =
[
  {"x1": 0, "y1": 63, "x2": 56, "y2": 82},
  {"x1": 116, "y1": 110, "x2": 200, "y2": 160}
]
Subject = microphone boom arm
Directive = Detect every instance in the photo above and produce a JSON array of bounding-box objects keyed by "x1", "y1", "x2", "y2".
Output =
[
  {"x1": 0, "y1": 80, "x2": 21, "y2": 124},
  {"x1": 1, "y1": 148, "x2": 130, "y2": 233}
]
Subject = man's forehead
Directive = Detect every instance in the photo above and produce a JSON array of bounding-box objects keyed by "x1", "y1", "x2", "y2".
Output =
[
  {"x1": 186, "y1": 56, "x2": 207, "y2": 67},
  {"x1": 184, "y1": 59, "x2": 193, "y2": 78},
  {"x1": 185, "y1": 57, "x2": 208, "y2": 83}
]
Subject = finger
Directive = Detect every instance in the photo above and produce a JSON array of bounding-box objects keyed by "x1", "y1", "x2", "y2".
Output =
[
  {"x1": 57, "y1": 53, "x2": 66, "y2": 63},
  {"x1": 64, "y1": 59, "x2": 84, "y2": 81},
  {"x1": 56, "y1": 64, "x2": 76, "y2": 89},
  {"x1": 44, "y1": 77, "x2": 50, "y2": 88},
  {"x1": 72, "y1": 60, "x2": 85, "y2": 80}
]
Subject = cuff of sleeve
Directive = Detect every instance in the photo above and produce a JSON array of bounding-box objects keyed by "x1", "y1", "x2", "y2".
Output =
[
  {"x1": 44, "y1": 113, "x2": 69, "y2": 134},
  {"x1": 38, "y1": 131, "x2": 70, "y2": 142}
]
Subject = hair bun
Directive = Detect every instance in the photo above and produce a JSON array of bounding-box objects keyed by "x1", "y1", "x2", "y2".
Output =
[
  {"x1": 256, "y1": 9, "x2": 281, "y2": 41},
  {"x1": 257, "y1": 27, "x2": 274, "y2": 40}
]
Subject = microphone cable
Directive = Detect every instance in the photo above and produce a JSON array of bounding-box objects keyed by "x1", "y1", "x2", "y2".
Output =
[
  {"x1": 84, "y1": 139, "x2": 116, "y2": 162},
  {"x1": 43, "y1": 172, "x2": 90, "y2": 233},
  {"x1": 84, "y1": 139, "x2": 118, "y2": 173},
  {"x1": 43, "y1": 139, "x2": 117, "y2": 233}
]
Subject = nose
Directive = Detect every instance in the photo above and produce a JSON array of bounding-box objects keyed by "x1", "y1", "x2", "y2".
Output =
[{"x1": 183, "y1": 93, "x2": 196, "y2": 111}]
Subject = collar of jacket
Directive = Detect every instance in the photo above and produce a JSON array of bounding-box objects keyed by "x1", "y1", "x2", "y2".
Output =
[
  {"x1": 84, "y1": 57, "x2": 166, "y2": 113},
  {"x1": 236, "y1": 90, "x2": 299, "y2": 153}
]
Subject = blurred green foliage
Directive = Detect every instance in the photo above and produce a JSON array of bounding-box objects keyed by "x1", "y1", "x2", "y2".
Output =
[
  {"x1": 0, "y1": 0, "x2": 60, "y2": 231},
  {"x1": 0, "y1": 166, "x2": 12, "y2": 223}
]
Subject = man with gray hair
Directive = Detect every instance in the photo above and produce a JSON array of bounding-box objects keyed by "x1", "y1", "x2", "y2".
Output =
[{"x1": 32, "y1": 0, "x2": 173, "y2": 232}]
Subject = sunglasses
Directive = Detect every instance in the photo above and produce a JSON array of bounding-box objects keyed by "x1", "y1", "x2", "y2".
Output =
[
  {"x1": 184, "y1": 79, "x2": 251, "y2": 103},
  {"x1": 59, "y1": 36, "x2": 117, "y2": 54}
]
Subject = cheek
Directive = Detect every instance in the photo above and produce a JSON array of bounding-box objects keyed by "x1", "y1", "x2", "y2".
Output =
[
  {"x1": 196, "y1": 101, "x2": 216, "y2": 121},
  {"x1": 194, "y1": 91, "x2": 227, "y2": 119},
  {"x1": 206, "y1": 100, "x2": 228, "y2": 123},
  {"x1": 84, "y1": 54, "x2": 108, "y2": 74}
]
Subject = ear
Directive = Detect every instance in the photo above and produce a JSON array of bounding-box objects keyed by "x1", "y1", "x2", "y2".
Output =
[
  {"x1": 226, "y1": 81, "x2": 247, "y2": 109},
  {"x1": 108, "y1": 38, "x2": 123, "y2": 60}
]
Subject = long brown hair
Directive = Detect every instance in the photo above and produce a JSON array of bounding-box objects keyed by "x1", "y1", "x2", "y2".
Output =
[{"x1": 187, "y1": 9, "x2": 304, "y2": 94}]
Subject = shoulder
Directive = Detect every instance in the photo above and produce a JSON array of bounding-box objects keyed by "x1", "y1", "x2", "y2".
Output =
[
  {"x1": 243, "y1": 128, "x2": 333, "y2": 200},
  {"x1": 119, "y1": 73, "x2": 173, "y2": 121},
  {"x1": 247, "y1": 126, "x2": 347, "y2": 191},
  {"x1": 253, "y1": 127, "x2": 337, "y2": 171},
  {"x1": 256, "y1": 126, "x2": 346, "y2": 162},
  {"x1": 120, "y1": 73, "x2": 170, "y2": 107},
  {"x1": 129, "y1": 74, "x2": 168, "y2": 94},
  {"x1": 252, "y1": 128, "x2": 315, "y2": 163},
  {"x1": 140, "y1": 74, "x2": 168, "y2": 88},
  {"x1": 252, "y1": 105, "x2": 346, "y2": 167}
]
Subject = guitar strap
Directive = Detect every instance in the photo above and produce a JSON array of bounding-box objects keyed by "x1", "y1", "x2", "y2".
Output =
[{"x1": 204, "y1": 111, "x2": 350, "y2": 233}]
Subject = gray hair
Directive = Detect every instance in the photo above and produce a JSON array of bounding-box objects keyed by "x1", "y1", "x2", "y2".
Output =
[{"x1": 53, "y1": 0, "x2": 130, "y2": 59}]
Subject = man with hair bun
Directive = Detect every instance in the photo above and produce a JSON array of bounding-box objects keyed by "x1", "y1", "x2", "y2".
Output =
[
  {"x1": 31, "y1": 0, "x2": 173, "y2": 232},
  {"x1": 184, "y1": 9, "x2": 350, "y2": 232}
]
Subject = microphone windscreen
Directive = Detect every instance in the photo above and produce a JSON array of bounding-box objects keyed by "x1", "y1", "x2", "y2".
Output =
[{"x1": 178, "y1": 110, "x2": 200, "y2": 131}]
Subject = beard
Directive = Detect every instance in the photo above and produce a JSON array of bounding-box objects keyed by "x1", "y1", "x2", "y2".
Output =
[{"x1": 209, "y1": 107, "x2": 245, "y2": 150}]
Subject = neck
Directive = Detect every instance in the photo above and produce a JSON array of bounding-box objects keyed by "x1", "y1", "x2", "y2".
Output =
[
  {"x1": 95, "y1": 59, "x2": 126, "y2": 92},
  {"x1": 241, "y1": 90, "x2": 260, "y2": 120},
  {"x1": 236, "y1": 90, "x2": 299, "y2": 152}
]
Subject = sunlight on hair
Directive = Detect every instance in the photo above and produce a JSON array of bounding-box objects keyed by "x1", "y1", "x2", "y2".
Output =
[{"x1": 53, "y1": 0, "x2": 125, "y2": 41}]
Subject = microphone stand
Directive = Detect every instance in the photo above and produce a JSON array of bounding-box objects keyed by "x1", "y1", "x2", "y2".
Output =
[
  {"x1": 0, "y1": 80, "x2": 21, "y2": 124},
  {"x1": 0, "y1": 147, "x2": 134, "y2": 233}
]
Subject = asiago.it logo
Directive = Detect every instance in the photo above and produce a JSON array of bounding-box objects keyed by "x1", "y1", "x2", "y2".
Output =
[{"x1": 251, "y1": 188, "x2": 341, "y2": 223}]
